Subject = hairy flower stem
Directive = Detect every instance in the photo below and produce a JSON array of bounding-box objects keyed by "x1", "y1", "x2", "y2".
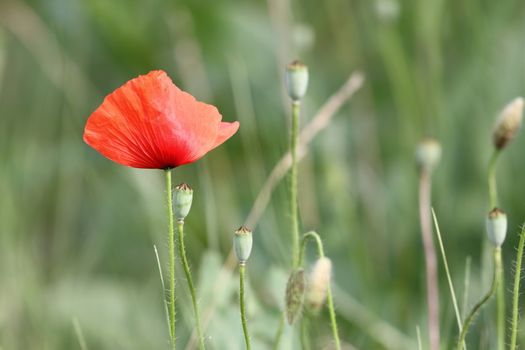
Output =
[
  {"x1": 177, "y1": 220, "x2": 205, "y2": 350},
  {"x1": 290, "y1": 101, "x2": 301, "y2": 268},
  {"x1": 488, "y1": 151, "x2": 500, "y2": 209},
  {"x1": 456, "y1": 247, "x2": 501, "y2": 350},
  {"x1": 165, "y1": 169, "x2": 176, "y2": 349},
  {"x1": 487, "y1": 150, "x2": 505, "y2": 350},
  {"x1": 300, "y1": 231, "x2": 341, "y2": 350},
  {"x1": 239, "y1": 263, "x2": 252, "y2": 350},
  {"x1": 418, "y1": 169, "x2": 440, "y2": 350},
  {"x1": 510, "y1": 225, "x2": 525, "y2": 350}
]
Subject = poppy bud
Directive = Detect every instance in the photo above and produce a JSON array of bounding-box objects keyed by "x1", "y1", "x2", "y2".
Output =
[
  {"x1": 416, "y1": 138, "x2": 441, "y2": 173},
  {"x1": 234, "y1": 226, "x2": 253, "y2": 264},
  {"x1": 173, "y1": 183, "x2": 193, "y2": 221},
  {"x1": 486, "y1": 208, "x2": 507, "y2": 247},
  {"x1": 306, "y1": 257, "x2": 332, "y2": 312},
  {"x1": 493, "y1": 97, "x2": 524, "y2": 150},
  {"x1": 285, "y1": 269, "x2": 306, "y2": 324},
  {"x1": 285, "y1": 60, "x2": 309, "y2": 102}
]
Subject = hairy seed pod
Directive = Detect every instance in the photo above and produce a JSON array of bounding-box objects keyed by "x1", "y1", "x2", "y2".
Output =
[
  {"x1": 307, "y1": 257, "x2": 332, "y2": 312},
  {"x1": 486, "y1": 208, "x2": 507, "y2": 247},
  {"x1": 233, "y1": 226, "x2": 253, "y2": 264},
  {"x1": 285, "y1": 269, "x2": 306, "y2": 324},
  {"x1": 493, "y1": 97, "x2": 524, "y2": 150},
  {"x1": 415, "y1": 138, "x2": 441, "y2": 173},
  {"x1": 173, "y1": 183, "x2": 193, "y2": 221},
  {"x1": 285, "y1": 60, "x2": 309, "y2": 102}
]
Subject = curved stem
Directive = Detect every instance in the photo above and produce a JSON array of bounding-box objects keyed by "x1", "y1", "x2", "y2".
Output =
[
  {"x1": 419, "y1": 170, "x2": 440, "y2": 350},
  {"x1": 300, "y1": 231, "x2": 341, "y2": 350},
  {"x1": 488, "y1": 150, "x2": 500, "y2": 209},
  {"x1": 456, "y1": 247, "x2": 500, "y2": 350},
  {"x1": 510, "y1": 225, "x2": 525, "y2": 350},
  {"x1": 177, "y1": 221, "x2": 205, "y2": 350},
  {"x1": 239, "y1": 264, "x2": 252, "y2": 350},
  {"x1": 488, "y1": 150, "x2": 505, "y2": 350},
  {"x1": 290, "y1": 101, "x2": 301, "y2": 268},
  {"x1": 165, "y1": 169, "x2": 176, "y2": 349}
]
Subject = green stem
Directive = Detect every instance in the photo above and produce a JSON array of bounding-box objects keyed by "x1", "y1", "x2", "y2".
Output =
[
  {"x1": 271, "y1": 313, "x2": 285, "y2": 350},
  {"x1": 239, "y1": 264, "x2": 252, "y2": 350},
  {"x1": 165, "y1": 169, "x2": 176, "y2": 349},
  {"x1": 177, "y1": 221, "x2": 205, "y2": 350},
  {"x1": 488, "y1": 150, "x2": 505, "y2": 350},
  {"x1": 456, "y1": 247, "x2": 500, "y2": 350},
  {"x1": 497, "y1": 254, "x2": 505, "y2": 350},
  {"x1": 488, "y1": 150, "x2": 500, "y2": 209},
  {"x1": 300, "y1": 231, "x2": 341, "y2": 350},
  {"x1": 510, "y1": 225, "x2": 525, "y2": 350},
  {"x1": 290, "y1": 101, "x2": 300, "y2": 268}
]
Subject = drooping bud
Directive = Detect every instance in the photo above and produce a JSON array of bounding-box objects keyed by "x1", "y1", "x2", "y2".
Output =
[
  {"x1": 306, "y1": 257, "x2": 332, "y2": 312},
  {"x1": 493, "y1": 97, "x2": 524, "y2": 150},
  {"x1": 233, "y1": 226, "x2": 253, "y2": 264},
  {"x1": 486, "y1": 208, "x2": 507, "y2": 247},
  {"x1": 285, "y1": 60, "x2": 309, "y2": 102},
  {"x1": 173, "y1": 183, "x2": 193, "y2": 221},
  {"x1": 415, "y1": 138, "x2": 441, "y2": 173},
  {"x1": 285, "y1": 269, "x2": 306, "y2": 324}
]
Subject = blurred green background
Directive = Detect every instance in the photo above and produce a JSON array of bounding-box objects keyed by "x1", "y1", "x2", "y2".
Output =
[{"x1": 1, "y1": 0, "x2": 525, "y2": 349}]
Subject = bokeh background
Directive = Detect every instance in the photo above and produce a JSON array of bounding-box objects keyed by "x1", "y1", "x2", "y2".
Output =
[{"x1": 1, "y1": 0, "x2": 525, "y2": 349}]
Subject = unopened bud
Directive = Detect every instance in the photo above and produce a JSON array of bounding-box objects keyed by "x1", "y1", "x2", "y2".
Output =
[
  {"x1": 285, "y1": 60, "x2": 309, "y2": 102},
  {"x1": 307, "y1": 257, "x2": 332, "y2": 312},
  {"x1": 486, "y1": 208, "x2": 507, "y2": 247},
  {"x1": 233, "y1": 226, "x2": 253, "y2": 264},
  {"x1": 416, "y1": 138, "x2": 441, "y2": 173},
  {"x1": 173, "y1": 183, "x2": 193, "y2": 221},
  {"x1": 493, "y1": 97, "x2": 524, "y2": 150},
  {"x1": 285, "y1": 269, "x2": 306, "y2": 324}
]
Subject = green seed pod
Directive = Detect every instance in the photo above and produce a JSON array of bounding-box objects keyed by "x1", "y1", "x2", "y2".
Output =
[
  {"x1": 173, "y1": 183, "x2": 193, "y2": 221},
  {"x1": 234, "y1": 226, "x2": 253, "y2": 264},
  {"x1": 493, "y1": 97, "x2": 524, "y2": 150},
  {"x1": 486, "y1": 208, "x2": 507, "y2": 247},
  {"x1": 416, "y1": 138, "x2": 441, "y2": 173},
  {"x1": 307, "y1": 257, "x2": 332, "y2": 313},
  {"x1": 285, "y1": 60, "x2": 309, "y2": 102},
  {"x1": 285, "y1": 269, "x2": 306, "y2": 324}
]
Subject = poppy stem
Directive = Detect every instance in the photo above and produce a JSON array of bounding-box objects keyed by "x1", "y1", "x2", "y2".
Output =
[
  {"x1": 456, "y1": 247, "x2": 500, "y2": 350},
  {"x1": 300, "y1": 231, "x2": 341, "y2": 350},
  {"x1": 165, "y1": 169, "x2": 176, "y2": 349},
  {"x1": 510, "y1": 224, "x2": 525, "y2": 350},
  {"x1": 239, "y1": 263, "x2": 252, "y2": 350},
  {"x1": 290, "y1": 101, "x2": 301, "y2": 268},
  {"x1": 177, "y1": 220, "x2": 206, "y2": 350},
  {"x1": 488, "y1": 150, "x2": 505, "y2": 350}
]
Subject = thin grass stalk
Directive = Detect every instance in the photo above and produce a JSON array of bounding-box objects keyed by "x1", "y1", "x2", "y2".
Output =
[
  {"x1": 239, "y1": 263, "x2": 252, "y2": 350},
  {"x1": 177, "y1": 220, "x2": 205, "y2": 350},
  {"x1": 154, "y1": 245, "x2": 171, "y2": 332},
  {"x1": 300, "y1": 231, "x2": 341, "y2": 350},
  {"x1": 510, "y1": 224, "x2": 525, "y2": 350},
  {"x1": 165, "y1": 169, "x2": 176, "y2": 349},
  {"x1": 431, "y1": 209, "x2": 465, "y2": 349},
  {"x1": 418, "y1": 170, "x2": 440, "y2": 350},
  {"x1": 456, "y1": 247, "x2": 501, "y2": 350}
]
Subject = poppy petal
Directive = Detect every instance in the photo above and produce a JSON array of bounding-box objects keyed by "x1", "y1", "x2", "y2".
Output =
[
  {"x1": 83, "y1": 70, "x2": 235, "y2": 169},
  {"x1": 209, "y1": 121, "x2": 240, "y2": 152}
]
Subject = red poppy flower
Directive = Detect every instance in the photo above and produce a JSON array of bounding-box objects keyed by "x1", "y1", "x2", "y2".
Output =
[{"x1": 83, "y1": 70, "x2": 239, "y2": 169}]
